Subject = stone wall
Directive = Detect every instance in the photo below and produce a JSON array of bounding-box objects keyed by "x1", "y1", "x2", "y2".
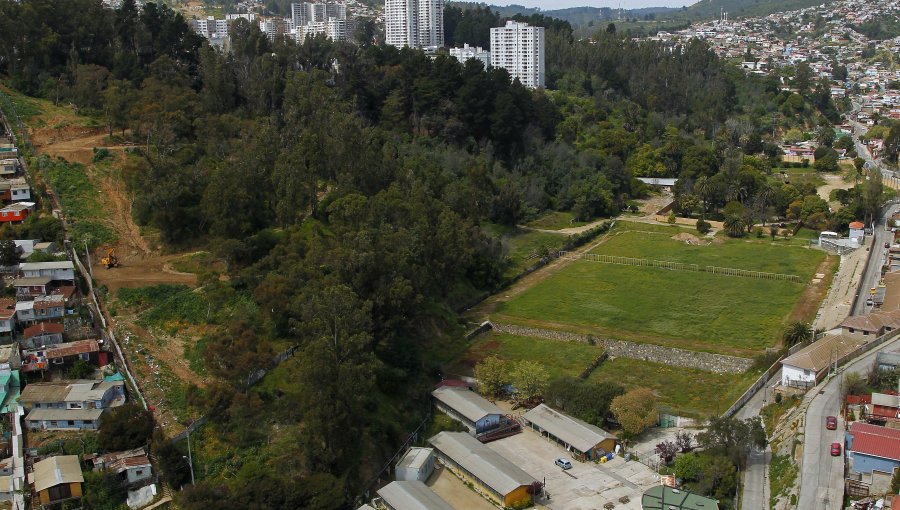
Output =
[{"x1": 491, "y1": 323, "x2": 753, "y2": 374}]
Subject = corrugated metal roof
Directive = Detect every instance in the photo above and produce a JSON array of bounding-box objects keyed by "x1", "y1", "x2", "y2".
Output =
[
  {"x1": 31, "y1": 456, "x2": 83, "y2": 493},
  {"x1": 641, "y1": 485, "x2": 719, "y2": 510},
  {"x1": 25, "y1": 408, "x2": 103, "y2": 422},
  {"x1": 396, "y1": 447, "x2": 433, "y2": 471},
  {"x1": 523, "y1": 404, "x2": 614, "y2": 453},
  {"x1": 20, "y1": 261, "x2": 73, "y2": 271},
  {"x1": 376, "y1": 481, "x2": 454, "y2": 510},
  {"x1": 431, "y1": 387, "x2": 503, "y2": 423},
  {"x1": 850, "y1": 423, "x2": 900, "y2": 463},
  {"x1": 872, "y1": 393, "x2": 900, "y2": 408},
  {"x1": 781, "y1": 334, "x2": 866, "y2": 372},
  {"x1": 428, "y1": 432, "x2": 534, "y2": 497}
]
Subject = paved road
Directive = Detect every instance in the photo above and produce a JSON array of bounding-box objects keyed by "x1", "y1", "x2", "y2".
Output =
[
  {"x1": 851, "y1": 203, "x2": 898, "y2": 316},
  {"x1": 739, "y1": 369, "x2": 780, "y2": 510},
  {"x1": 797, "y1": 335, "x2": 900, "y2": 510}
]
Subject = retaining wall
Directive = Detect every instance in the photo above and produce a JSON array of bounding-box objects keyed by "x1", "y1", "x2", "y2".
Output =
[{"x1": 491, "y1": 323, "x2": 753, "y2": 374}]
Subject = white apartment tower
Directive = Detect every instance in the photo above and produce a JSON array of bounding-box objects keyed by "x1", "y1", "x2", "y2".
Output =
[
  {"x1": 490, "y1": 20, "x2": 545, "y2": 89},
  {"x1": 449, "y1": 44, "x2": 490, "y2": 68},
  {"x1": 385, "y1": 0, "x2": 444, "y2": 49}
]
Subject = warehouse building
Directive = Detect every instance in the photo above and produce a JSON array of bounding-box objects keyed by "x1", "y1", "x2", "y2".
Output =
[
  {"x1": 431, "y1": 386, "x2": 503, "y2": 435},
  {"x1": 522, "y1": 403, "x2": 617, "y2": 461},
  {"x1": 428, "y1": 431, "x2": 535, "y2": 507},
  {"x1": 376, "y1": 481, "x2": 453, "y2": 510}
]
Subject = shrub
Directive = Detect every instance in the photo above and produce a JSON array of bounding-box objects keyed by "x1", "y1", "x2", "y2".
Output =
[{"x1": 696, "y1": 218, "x2": 711, "y2": 234}]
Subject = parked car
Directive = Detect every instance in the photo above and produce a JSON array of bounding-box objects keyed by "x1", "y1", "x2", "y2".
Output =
[
  {"x1": 867, "y1": 298, "x2": 875, "y2": 306},
  {"x1": 886, "y1": 242, "x2": 891, "y2": 249},
  {"x1": 831, "y1": 442, "x2": 842, "y2": 456},
  {"x1": 826, "y1": 416, "x2": 837, "y2": 430},
  {"x1": 555, "y1": 458, "x2": 572, "y2": 470}
]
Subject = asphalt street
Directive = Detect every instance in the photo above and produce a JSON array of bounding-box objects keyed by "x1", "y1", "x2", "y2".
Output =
[{"x1": 796, "y1": 335, "x2": 900, "y2": 509}]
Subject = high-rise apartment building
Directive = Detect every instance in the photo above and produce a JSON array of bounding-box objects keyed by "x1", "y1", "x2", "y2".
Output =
[
  {"x1": 384, "y1": 0, "x2": 443, "y2": 49},
  {"x1": 489, "y1": 20, "x2": 545, "y2": 89},
  {"x1": 290, "y1": 2, "x2": 351, "y2": 41},
  {"x1": 449, "y1": 44, "x2": 490, "y2": 68}
]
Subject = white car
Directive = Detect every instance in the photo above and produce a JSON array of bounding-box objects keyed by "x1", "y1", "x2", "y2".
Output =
[{"x1": 555, "y1": 458, "x2": 572, "y2": 470}]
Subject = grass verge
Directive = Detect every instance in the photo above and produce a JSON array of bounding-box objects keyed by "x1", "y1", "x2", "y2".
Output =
[
  {"x1": 769, "y1": 453, "x2": 798, "y2": 508},
  {"x1": 587, "y1": 358, "x2": 759, "y2": 418}
]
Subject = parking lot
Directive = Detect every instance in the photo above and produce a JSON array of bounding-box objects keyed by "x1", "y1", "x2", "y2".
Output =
[{"x1": 486, "y1": 429, "x2": 660, "y2": 510}]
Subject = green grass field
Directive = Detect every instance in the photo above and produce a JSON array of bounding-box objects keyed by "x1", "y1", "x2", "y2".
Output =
[
  {"x1": 493, "y1": 222, "x2": 827, "y2": 356},
  {"x1": 592, "y1": 228, "x2": 825, "y2": 278},
  {"x1": 587, "y1": 358, "x2": 759, "y2": 418},
  {"x1": 457, "y1": 332, "x2": 605, "y2": 380}
]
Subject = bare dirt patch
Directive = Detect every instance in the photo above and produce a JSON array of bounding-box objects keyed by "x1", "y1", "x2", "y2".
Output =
[
  {"x1": 92, "y1": 254, "x2": 197, "y2": 295},
  {"x1": 671, "y1": 232, "x2": 707, "y2": 245},
  {"x1": 788, "y1": 255, "x2": 838, "y2": 332}
]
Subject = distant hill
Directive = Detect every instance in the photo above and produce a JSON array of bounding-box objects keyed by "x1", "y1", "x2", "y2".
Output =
[
  {"x1": 453, "y1": 2, "x2": 679, "y2": 28},
  {"x1": 465, "y1": 0, "x2": 829, "y2": 29},
  {"x1": 679, "y1": 0, "x2": 830, "y2": 20}
]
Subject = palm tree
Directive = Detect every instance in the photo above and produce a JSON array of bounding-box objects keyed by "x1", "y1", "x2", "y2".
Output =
[
  {"x1": 723, "y1": 216, "x2": 745, "y2": 237},
  {"x1": 783, "y1": 321, "x2": 813, "y2": 347}
]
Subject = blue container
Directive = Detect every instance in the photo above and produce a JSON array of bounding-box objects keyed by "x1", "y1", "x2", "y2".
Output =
[{"x1": 606, "y1": 453, "x2": 614, "y2": 461}]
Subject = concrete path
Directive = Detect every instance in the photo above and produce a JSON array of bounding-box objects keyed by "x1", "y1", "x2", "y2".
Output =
[{"x1": 738, "y1": 369, "x2": 780, "y2": 510}]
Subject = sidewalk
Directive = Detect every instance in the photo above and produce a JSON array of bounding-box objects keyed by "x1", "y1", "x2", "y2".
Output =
[{"x1": 813, "y1": 244, "x2": 869, "y2": 331}]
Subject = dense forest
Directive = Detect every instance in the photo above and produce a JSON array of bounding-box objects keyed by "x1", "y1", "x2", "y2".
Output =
[{"x1": 0, "y1": 0, "x2": 863, "y2": 507}]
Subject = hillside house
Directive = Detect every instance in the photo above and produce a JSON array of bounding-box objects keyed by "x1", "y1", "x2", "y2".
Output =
[
  {"x1": 20, "y1": 261, "x2": 75, "y2": 283},
  {"x1": 108, "y1": 456, "x2": 152, "y2": 486},
  {"x1": 0, "y1": 346, "x2": 21, "y2": 376},
  {"x1": 431, "y1": 386, "x2": 504, "y2": 435},
  {"x1": 0, "y1": 178, "x2": 31, "y2": 202},
  {"x1": 15, "y1": 294, "x2": 66, "y2": 324},
  {"x1": 848, "y1": 423, "x2": 900, "y2": 491},
  {"x1": 0, "y1": 202, "x2": 33, "y2": 224},
  {"x1": 20, "y1": 379, "x2": 124, "y2": 411},
  {"x1": 842, "y1": 309, "x2": 900, "y2": 338},
  {"x1": 522, "y1": 404, "x2": 617, "y2": 461},
  {"x1": 21, "y1": 323, "x2": 64, "y2": 350},
  {"x1": 85, "y1": 448, "x2": 146, "y2": 471},
  {"x1": 428, "y1": 431, "x2": 536, "y2": 508},
  {"x1": 780, "y1": 334, "x2": 866, "y2": 388},
  {"x1": 13, "y1": 276, "x2": 51, "y2": 299},
  {"x1": 29, "y1": 455, "x2": 83, "y2": 509},
  {"x1": 0, "y1": 159, "x2": 16, "y2": 176},
  {"x1": 0, "y1": 299, "x2": 15, "y2": 337},
  {"x1": 376, "y1": 481, "x2": 454, "y2": 510},
  {"x1": 865, "y1": 393, "x2": 900, "y2": 422},
  {"x1": 21, "y1": 340, "x2": 105, "y2": 373}
]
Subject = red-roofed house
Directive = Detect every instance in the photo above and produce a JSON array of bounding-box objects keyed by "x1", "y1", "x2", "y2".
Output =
[
  {"x1": 848, "y1": 422, "x2": 900, "y2": 476},
  {"x1": 22, "y1": 323, "x2": 64, "y2": 349},
  {"x1": 867, "y1": 393, "x2": 900, "y2": 421}
]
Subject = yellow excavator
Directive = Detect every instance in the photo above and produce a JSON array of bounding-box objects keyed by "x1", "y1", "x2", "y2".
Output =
[{"x1": 99, "y1": 249, "x2": 119, "y2": 269}]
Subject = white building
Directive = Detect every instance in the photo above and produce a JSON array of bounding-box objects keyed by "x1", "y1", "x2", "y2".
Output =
[
  {"x1": 295, "y1": 18, "x2": 355, "y2": 41},
  {"x1": 192, "y1": 17, "x2": 231, "y2": 38},
  {"x1": 395, "y1": 447, "x2": 435, "y2": 482},
  {"x1": 384, "y1": 0, "x2": 443, "y2": 49},
  {"x1": 449, "y1": 44, "x2": 490, "y2": 68},
  {"x1": 291, "y1": 2, "x2": 346, "y2": 26},
  {"x1": 490, "y1": 20, "x2": 545, "y2": 89}
]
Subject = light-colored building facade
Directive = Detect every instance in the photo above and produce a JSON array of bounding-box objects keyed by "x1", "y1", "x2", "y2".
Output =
[
  {"x1": 490, "y1": 20, "x2": 545, "y2": 89},
  {"x1": 384, "y1": 0, "x2": 443, "y2": 49},
  {"x1": 449, "y1": 44, "x2": 490, "y2": 68}
]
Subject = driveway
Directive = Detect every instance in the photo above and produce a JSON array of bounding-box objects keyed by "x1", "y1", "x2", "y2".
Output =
[{"x1": 486, "y1": 429, "x2": 658, "y2": 510}]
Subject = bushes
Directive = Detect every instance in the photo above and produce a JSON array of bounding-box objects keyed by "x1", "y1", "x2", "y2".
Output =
[
  {"x1": 696, "y1": 218, "x2": 711, "y2": 234},
  {"x1": 117, "y1": 284, "x2": 207, "y2": 327},
  {"x1": 98, "y1": 404, "x2": 154, "y2": 451}
]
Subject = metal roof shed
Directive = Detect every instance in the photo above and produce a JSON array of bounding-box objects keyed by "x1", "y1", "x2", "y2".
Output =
[
  {"x1": 428, "y1": 431, "x2": 535, "y2": 507},
  {"x1": 431, "y1": 386, "x2": 504, "y2": 434},
  {"x1": 522, "y1": 404, "x2": 617, "y2": 460},
  {"x1": 376, "y1": 481, "x2": 454, "y2": 510}
]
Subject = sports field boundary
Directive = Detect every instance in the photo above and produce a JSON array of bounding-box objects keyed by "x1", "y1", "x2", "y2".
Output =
[{"x1": 558, "y1": 251, "x2": 803, "y2": 283}]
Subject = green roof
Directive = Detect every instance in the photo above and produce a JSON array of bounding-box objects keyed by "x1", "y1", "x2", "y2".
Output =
[
  {"x1": 642, "y1": 486, "x2": 719, "y2": 510},
  {"x1": 0, "y1": 371, "x2": 20, "y2": 414}
]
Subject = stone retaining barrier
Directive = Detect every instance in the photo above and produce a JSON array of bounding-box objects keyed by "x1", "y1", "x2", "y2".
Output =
[{"x1": 492, "y1": 323, "x2": 753, "y2": 374}]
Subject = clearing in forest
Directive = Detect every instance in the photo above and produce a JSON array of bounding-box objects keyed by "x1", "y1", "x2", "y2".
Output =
[{"x1": 490, "y1": 221, "x2": 831, "y2": 357}]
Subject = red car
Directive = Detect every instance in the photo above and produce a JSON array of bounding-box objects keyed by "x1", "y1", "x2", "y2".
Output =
[
  {"x1": 831, "y1": 442, "x2": 842, "y2": 456},
  {"x1": 826, "y1": 416, "x2": 837, "y2": 430}
]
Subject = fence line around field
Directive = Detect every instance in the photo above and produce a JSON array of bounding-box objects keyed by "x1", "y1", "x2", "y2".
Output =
[{"x1": 558, "y1": 251, "x2": 803, "y2": 283}]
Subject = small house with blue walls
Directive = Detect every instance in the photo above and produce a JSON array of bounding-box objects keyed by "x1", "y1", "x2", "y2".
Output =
[{"x1": 847, "y1": 422, "x2": 900, "y2": 477}]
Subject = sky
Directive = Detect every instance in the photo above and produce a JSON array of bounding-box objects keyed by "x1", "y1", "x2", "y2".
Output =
[{"x1": 459, "y1": 0, "x2": 700, "y2": 11}]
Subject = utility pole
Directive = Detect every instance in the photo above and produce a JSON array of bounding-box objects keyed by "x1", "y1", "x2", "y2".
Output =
[{"x1": 185, "y1": 427, "x2": 195, "y2": 485}]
